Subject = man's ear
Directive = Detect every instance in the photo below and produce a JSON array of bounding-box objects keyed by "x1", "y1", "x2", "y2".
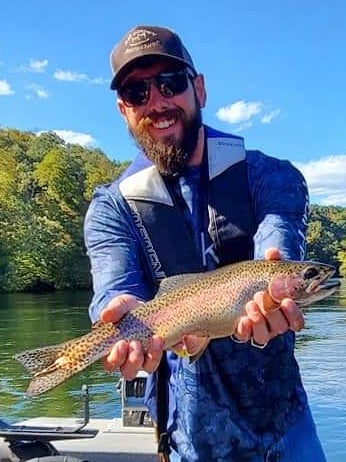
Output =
[
  {"x1": 194, "y1": 74, "x2": 207, "y2": 108},
  {"x1": 117, "y1": 98, "x2": 126, "y2": 117}
]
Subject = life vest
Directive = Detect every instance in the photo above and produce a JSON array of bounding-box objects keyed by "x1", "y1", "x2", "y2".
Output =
[
  {"x1": 116, "y1": 126, "x2": 304, "y2": 461},
  {"x1": 118, "y1": 126, "x2": 256, "y2": 278}
]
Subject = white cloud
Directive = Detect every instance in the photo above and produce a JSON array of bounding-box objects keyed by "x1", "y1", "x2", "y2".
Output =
[
  {"x1": 216, "y1": 100, "x2": 281, "y2": 130},
  {"x1": 28, "y1": 59, "x2": 48, "y2": 73},
  {"x1": 216, "y1": 100, "x2": 263, "y2": 124},
  {"x1": 51, "y1": 130, "x2": 96, "y2": 147},
  {"x1": 0, "y1": 79, "x2": 14, "y2": 96},
  {"x1": 36, "y1": 88, "x2": 49, "y2": 99},
  {"x1": 26, "y1": 84, "x2": 49, "y2": 99},
  {"x1": 53, "y1": 69, "x2": 106, "y2": 85},
  {"x1": 261, "y1": 109, "x2": 281, "y2": 124},
  {"x1": 53, "y1": 69, "x2": 87, "y2": 82},
  {"x1": 294, "y1": 155, "x2": 346, "y2": 206},
  {"x1": 19, "y1": 59, "x2": 48, "y2": 73},
  {"x1": 234, "y1": 121, "x2": 253, "y2": 132}
]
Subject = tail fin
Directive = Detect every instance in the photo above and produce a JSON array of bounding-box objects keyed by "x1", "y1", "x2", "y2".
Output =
[
  {"x1": 14, "y1": 343, "x2": 83, "y2": 396},
  {"x1": 14, "y1": 344, "x2": 65, "y2": 374}
]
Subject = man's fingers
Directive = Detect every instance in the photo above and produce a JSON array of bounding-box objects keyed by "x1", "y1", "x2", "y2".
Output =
[
  {"x1": 253, "y1": 291, "x2": 289, "y2": 334},
  {"x1": 120, "y1": 341, "x2": 145, "y2": 380},
  {"x1": 103, "y1": 336, "x2": 164, "y2": 379},
  {"x1": 102, "y1": 340, "x2": 129, "y2": 371},
  {"x1": 264, "y1": 247, "x2": 282, "y2": 261},
  {"x1": 99, "y1": 296, "x2": 164, "y2": 379},
  {"x1": 142, "y1": 336, "x2": 164, "y2": 373},
  {"x1": 245, "y1": 301, "x2": 270, "y2": 345},
  {"x1": 233, "y1": 316, "x2": 252, "y2": 342},
  {"x1": 100, "y1": 294, "x2": 140, "y2": 323},
  {"x1": 280, "y1": 298, "x2": 305, "y2": 331}
]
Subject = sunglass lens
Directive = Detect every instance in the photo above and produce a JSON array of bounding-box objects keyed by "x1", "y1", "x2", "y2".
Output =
[
  {"x1": 158, "y1": 72, "x2": 189, "y2": 98},
  {"x1": 119, "y1": 71, "x2": 190, "y2": 106},
  {"x1": 121, "y1": 81, "x2": 149, "y2": 106}
]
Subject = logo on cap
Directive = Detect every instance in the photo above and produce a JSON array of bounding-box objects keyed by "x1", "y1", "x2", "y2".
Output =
[{"x1": 124, "y1": 29, "x2": 161, "y2": 54}]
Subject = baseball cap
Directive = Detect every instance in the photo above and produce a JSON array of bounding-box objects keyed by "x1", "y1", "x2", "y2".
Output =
[{"x1": 109, "y1": 25, "x2": 197, "y2": 90}]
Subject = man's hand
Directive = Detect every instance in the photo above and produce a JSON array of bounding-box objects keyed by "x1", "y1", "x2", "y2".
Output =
[
  {"x1": 233, "y1": 248, "x2": 305, "y2": 347},
  {"x1": 100, "y1": 294, "x2": 164, "y2": 380}
]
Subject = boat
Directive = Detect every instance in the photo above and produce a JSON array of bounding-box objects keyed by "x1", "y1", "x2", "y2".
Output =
[{"x1": 0, "y1": 372, "x2": 157, "y2": 461}]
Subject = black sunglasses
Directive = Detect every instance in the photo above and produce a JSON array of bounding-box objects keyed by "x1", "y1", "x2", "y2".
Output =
[{"x1": 118, "y1": 69, "x2": 195, "y2": 107}]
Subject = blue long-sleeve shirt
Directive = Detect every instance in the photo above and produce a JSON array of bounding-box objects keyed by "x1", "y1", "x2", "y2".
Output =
[
  {"x1": 85, "y1": 149, "x2": 308, "y2": 322},
  {"x1": 84, "y1": 126, "x2": 310, "y2": 460}
]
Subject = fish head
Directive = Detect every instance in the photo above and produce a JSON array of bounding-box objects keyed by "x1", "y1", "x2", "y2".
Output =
[{"x1": 268, "y1": 261, "x2": 339, "y2": 307}]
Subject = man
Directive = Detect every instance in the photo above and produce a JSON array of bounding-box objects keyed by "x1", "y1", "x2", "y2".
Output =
[{"x1": 84, "y1": 25, "x2": 326, "y2": 462}]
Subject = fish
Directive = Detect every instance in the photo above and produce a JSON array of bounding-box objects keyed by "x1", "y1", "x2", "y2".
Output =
[{"x1": 14, "y1": 259, "x2": 339, "y2": 396}]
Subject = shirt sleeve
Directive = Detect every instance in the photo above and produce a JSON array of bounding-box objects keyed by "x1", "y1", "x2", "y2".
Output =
[
  {"x1": 249, "y1": 153, "x2": 309, "y2": 261},
  {"x1": 84, "y1": 185, "x2": 152, "y2": 323}
]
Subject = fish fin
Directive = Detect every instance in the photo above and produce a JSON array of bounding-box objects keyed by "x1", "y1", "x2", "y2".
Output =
[
  {"x1": 14, "y1": 342, "x2": 90, "y2": 396},
  {"x1": 171, "y1": 336, "x2": 210, "y2": 362},
  {"x1": 171, "y1": 345, "x2": 190, "y2": 358},
  {"x1": 13, "y1": 344, "x2": 66, "y2": 374},
  {"x1": 156, "y1": 272, "x2": 205, "y2": 297},
  {"x1": 26, "y1": 367, "x2": 74, "y2": 396}
]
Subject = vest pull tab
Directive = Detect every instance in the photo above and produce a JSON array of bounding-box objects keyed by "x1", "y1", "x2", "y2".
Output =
[{"x1": 201, "y1": 232, "x2": 220, "y2": 268}]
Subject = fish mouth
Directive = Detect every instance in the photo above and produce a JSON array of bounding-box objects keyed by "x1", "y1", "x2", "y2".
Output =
[
  {"x1": 299, "y1": 277, "x2": 340, "y2": 306},
  {"x1": 318, "y1": 278, "x2": 340, "y2": 290},
  {"x1": 306, "y1": 265, "x2": 336, "y2": 294},
  {"x1": 314, "y1": 278, "x2": 340, "y2": 296}
]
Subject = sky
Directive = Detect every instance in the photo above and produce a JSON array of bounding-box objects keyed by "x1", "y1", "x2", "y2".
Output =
[{"x1": 0, "y1": 0, "x2": 345, "y2": 206}]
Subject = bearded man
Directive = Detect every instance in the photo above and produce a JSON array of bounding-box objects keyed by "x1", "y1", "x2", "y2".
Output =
[{"x1": 84, "y1": 25, "x2": 325, "y2": 462}]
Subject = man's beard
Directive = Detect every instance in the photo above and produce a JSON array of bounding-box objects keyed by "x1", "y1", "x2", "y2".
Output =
[{"x1": 129, "y1": 104, "x2": 202, "y2": 176}]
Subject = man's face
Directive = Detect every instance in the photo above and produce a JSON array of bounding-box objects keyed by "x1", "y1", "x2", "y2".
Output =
[{"x1": 117, "y1": 60, "x2": 206, "y2": 175}]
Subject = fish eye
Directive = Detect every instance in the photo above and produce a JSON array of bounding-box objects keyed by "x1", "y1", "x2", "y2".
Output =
[{"x1": 303, "y1": 266, "x2": 319, "y2": 280}]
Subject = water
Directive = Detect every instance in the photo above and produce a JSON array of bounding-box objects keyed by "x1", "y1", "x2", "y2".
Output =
[
  {"x1": 295, "y1": 283, "x2": 346, "y2": 462},
  {"x1": 0, "y1": 291, "x2": 121, "y2": 422},
  {"x1": 0, "y1": 284, "x2": 345, "y2": 461}
]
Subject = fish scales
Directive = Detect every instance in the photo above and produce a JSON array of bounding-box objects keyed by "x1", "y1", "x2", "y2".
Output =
[{"x1": 14, "y1": 259, "x2": 338, "y2": 396}]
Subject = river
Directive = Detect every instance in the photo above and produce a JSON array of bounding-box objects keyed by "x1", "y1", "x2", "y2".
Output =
[{"x1": 0, "y1": 283, "x2": 345, "y2": 461}]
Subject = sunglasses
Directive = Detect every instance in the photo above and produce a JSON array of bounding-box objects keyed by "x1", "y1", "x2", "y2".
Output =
[{"x1": 118, "y1": 69, "x2": 195, "y2": 107}]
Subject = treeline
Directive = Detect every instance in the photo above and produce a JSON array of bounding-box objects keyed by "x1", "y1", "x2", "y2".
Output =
[
  {"x1": 0, "y1": 128, "x2": 129, "y2": 292},
  {"x1": 0, "y1": 128, "x2": 345, "y2": 293},
  {"x1": 306, "y1": 205, "x2": 346, "y2": 277}
]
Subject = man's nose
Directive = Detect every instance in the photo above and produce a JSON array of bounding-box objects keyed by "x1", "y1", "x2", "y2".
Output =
[{"x1": 146, "y1": 83, "x2": 169, "y2": 110}]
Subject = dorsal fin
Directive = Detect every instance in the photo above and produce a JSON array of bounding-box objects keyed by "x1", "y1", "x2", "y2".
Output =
[{"x1": 156, "y1": 272, "x2": 205, "y2": 297}]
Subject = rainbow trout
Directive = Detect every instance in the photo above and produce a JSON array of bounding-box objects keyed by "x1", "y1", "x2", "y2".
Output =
[{"x1": 14, "y1": 260, "x2": 338, "y2": 396}]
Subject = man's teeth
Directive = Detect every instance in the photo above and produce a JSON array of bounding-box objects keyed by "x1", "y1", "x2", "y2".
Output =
[{"x1": 153, "y1": 118, "x2": 175, "y2": 129}]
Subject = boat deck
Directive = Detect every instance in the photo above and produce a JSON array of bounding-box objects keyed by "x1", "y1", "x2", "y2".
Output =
[
  {"x1": 1, "y1": 375, "x2": 159, "y2": 461},
  {"x1": 9, "y1": 416, "x2": 158, "y2": 462}
]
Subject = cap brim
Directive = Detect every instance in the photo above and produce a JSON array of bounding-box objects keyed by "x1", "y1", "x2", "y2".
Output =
[{"x1": 110, "y1": 52, "x2": 195, "y2": 90}]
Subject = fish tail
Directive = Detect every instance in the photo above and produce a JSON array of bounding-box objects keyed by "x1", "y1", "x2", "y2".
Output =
[
  {"x1": 14, "y1": 344, "x2": 66, "y2": 374},
  {"x1": 26, "y1": 367, "x2": 75, "y2": 397},
  {"x1": 13, "y1": 342, "x2": 90, "y2": 396}
]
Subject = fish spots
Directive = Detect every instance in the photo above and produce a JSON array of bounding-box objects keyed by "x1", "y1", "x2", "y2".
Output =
[{"x1": 14, "y1": 259, "x2": 336, "y2": 395}]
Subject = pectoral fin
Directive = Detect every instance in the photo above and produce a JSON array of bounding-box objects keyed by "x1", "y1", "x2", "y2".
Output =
[{"x1": 172, "y1": 335, "x2": 210, "y2": 362}]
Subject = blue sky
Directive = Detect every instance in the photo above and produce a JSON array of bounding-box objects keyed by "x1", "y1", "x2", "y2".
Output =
[{"x1": 0, "y1": 0, "x2": 345, "y2": 205}]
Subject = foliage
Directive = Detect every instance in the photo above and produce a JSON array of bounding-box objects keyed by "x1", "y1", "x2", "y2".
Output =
[
  {"x1": 0, "y1": 127, "x2": 345, "y2": 292},
  {"x1": 306, "y1": 205, "x2": 346, "y2": 277},
  {"x1": 0, "y1": 128, "x2": 128, "y2": 292}
]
